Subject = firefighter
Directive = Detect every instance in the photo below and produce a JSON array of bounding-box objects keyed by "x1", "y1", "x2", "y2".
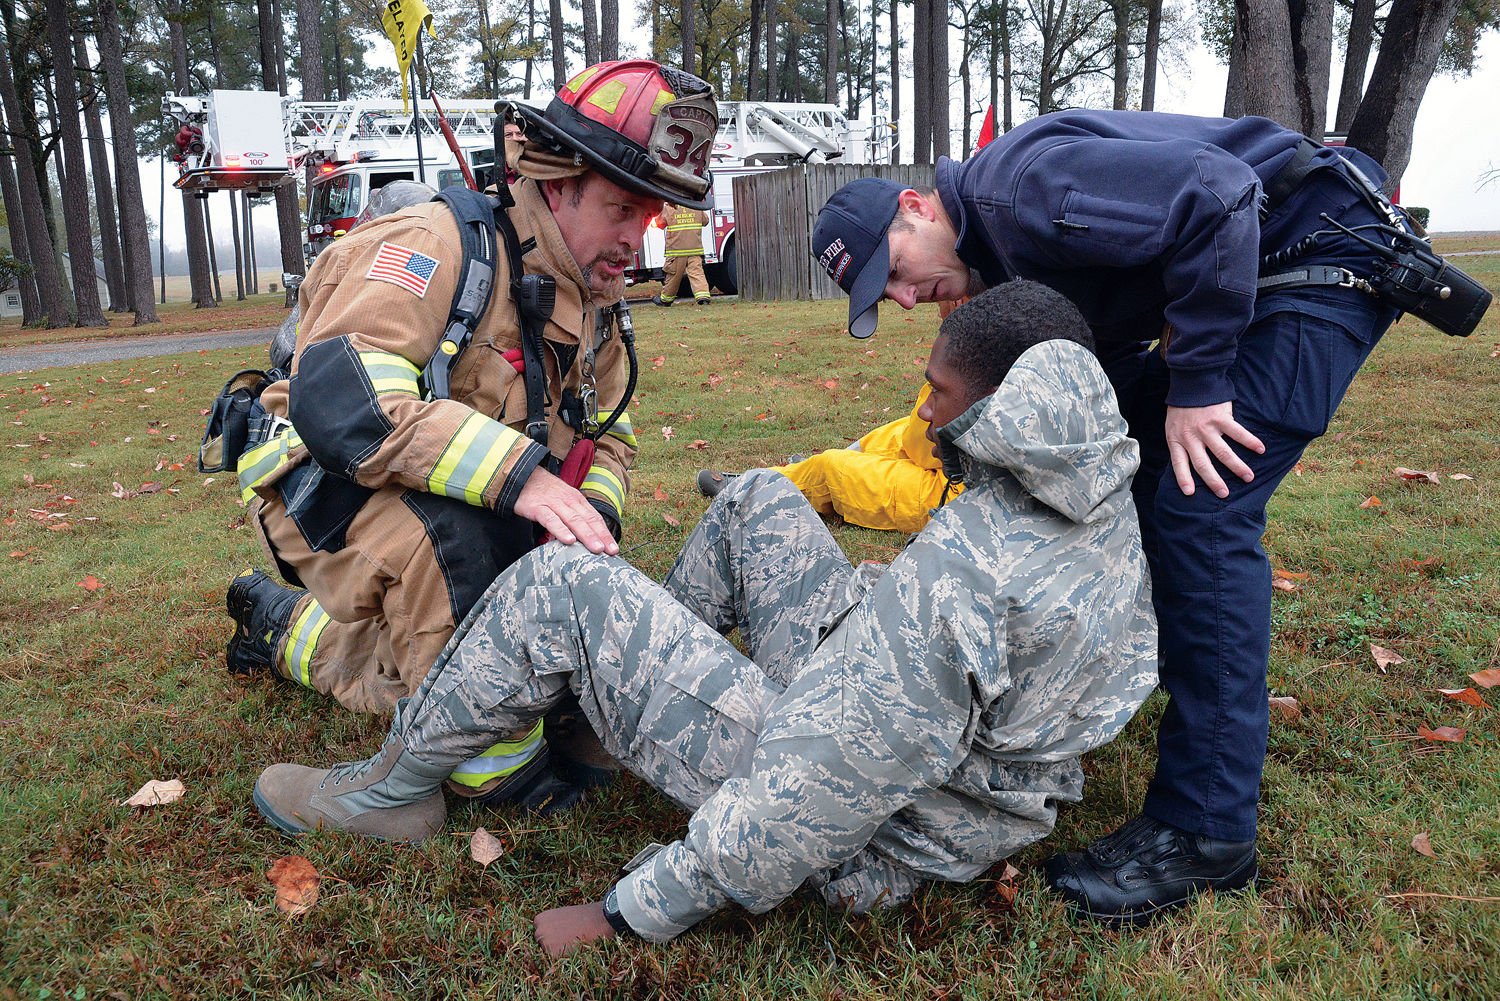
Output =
[
  {"x1": 651, "y1": 204, "x2": 712, "y2": 305},
  {"x1": 226, "y1": 61, "x2": 718, "y2": 814}
]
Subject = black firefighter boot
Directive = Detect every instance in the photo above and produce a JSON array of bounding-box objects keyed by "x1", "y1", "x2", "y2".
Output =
[{"x1": 225, "y1": 568, "x2": 303, "y2": 677}]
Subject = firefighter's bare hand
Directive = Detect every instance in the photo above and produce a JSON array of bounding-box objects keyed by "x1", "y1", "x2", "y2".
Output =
[
  {"x1": 1165, "y1": 402, "x2": 1265, "y2": 499},
  {"x1": 514, "y1": 467, "x2": 620, "y2": 555},
  {"x1": 534, "y1": 902, "x2": 617, "y2": 957}
]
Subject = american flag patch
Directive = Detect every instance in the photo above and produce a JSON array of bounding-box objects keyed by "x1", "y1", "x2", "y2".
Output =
[{"x1": 366, "y1": 242, "x2": 440, "y2": 298}]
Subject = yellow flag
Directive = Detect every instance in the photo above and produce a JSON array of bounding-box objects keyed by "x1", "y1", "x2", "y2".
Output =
[{"x1": 381, "y1": 0, "x2": 436, "y2": 113}]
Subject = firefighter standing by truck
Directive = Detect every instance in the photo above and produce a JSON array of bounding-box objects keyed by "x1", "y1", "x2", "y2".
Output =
[
  {"x1": 652, "y1": 204, "x2": 712, "y2": 305},
  {"x1": 224, "y1": 60, "x2": 719, "y2": 814}
]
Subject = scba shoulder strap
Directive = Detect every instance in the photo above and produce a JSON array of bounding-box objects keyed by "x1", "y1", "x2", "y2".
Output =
[{"x1": 420, "y1": 187, "x2": 502, "y2": 401}]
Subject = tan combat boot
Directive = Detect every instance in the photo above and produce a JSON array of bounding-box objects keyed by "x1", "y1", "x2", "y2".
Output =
[{"x1": 254, "y1": 735, "x2": 450, "y2": 843}]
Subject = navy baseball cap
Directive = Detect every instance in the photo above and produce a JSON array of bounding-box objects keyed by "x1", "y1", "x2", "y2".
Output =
[{"x1": 811, "y1": 177, "x2": 904, "y2": 339}]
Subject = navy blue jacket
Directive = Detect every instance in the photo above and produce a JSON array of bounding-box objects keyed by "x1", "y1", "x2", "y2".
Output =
[{"x1": 936, "y1": 110, "x2": 1382, "y2": 408}]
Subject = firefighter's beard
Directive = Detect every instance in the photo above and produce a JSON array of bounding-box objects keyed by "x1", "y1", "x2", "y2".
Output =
[{"x1": 580, "y1": 253, "x2": 630, "y2": 300}]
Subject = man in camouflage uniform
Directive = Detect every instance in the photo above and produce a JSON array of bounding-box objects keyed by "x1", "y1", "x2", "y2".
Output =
[
  {"x1": 252, "y1": 281, "x2": 1158, "y2": 952},
  {"x1": 225, "y1": 61, "x2": 719, "y2": 810}
]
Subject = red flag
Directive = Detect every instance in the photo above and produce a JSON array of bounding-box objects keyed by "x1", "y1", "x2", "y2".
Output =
[{"x1": 975, "y1": 104, "x2": 997, "y2": 153}]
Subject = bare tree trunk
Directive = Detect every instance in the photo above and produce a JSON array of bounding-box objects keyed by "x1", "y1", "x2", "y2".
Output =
[
  {"x1": 524, "y1": 0, "x2": 536, "y2": 97},
  {"x1": 1345, "y1": 0, "x2": 1463, "y2": 192},
  {"x1": 271, "y1": 0, "x2": 288, "y2": 92},
  {"x1": 74, "y1": 34, "x2": 125, "y2": 311},
  {"x1": 549, "y1": 0, "x2": 566, "y2": 86},
  {"x1": 1111, "y1": 0, "x2": 1129, "y2": 109},
  {"x1": 0, "y1": 40, "x2": 64, "y2": 325},
  {"x1": 44, "y1": 0, "x2": 108, "y2": 326},
  {"x1": 825, "y1": 0, "x2": 838, "y2": 103},
  {"x1": 258, "y1": 0, "x2": 303, "y2": 306},
  {"x1": 581, "y1": 0, "x2": 599, "y2": 66},
  {"x1": 1224, "y1": 16, "x2": 1247, "y2": 117},
  {"x1": 1334, "y1": 0, "x2": 1376, "y2": 131},
  {"x1": 298, "y1": 0, "x2": 325, "y2": 101},
  {"x1": 928, "y1": 0, "x2": 949, "y2": 160},
  {"x1": 600, "y1": 0, "x2": 618, "y2": 60},
  {"x1": 0, "y1": 101, "x2": 39, "y2": 321},
  {"x1": 204, "y1": 198, "x2": 223, "y2": 302},
  {"x1": 96, "y1": 0, "x2": 157, "y2": 323},
  {"x1": 1291, "y1": 0, "x2": 1332, "y2": 138},
  {"x1": 681, "y1": 0, "x2": 695, "y2": 76},
  {"x1": 1235, "y1": 0, "x2": 1298, "y2": 129},
  {"x1": 1141, "y1": 0, "x2": 1161, "y2": 110},
  {"x1": 229, "y1": 188, "x2": 244, "y2": 300},
  {"x1": 960, "y1": 11, "x2": 972, "y2": 153},
  {"x1": 1001, "y1": 0, "x2": 1012, "y2": 131},
  {"x1": 747, "y1": 0, "x2": 762, "y2": 99},
  {"x1": 165, "y1": 1, "x2": 216, "y2": 308},
  {"x1": 766, "y1": 0, "x2": 777, "y2": 100},
  {"x1": 913, "y1": 0, "x2": 929, "y2": 163},
  {"x1": 889, "y1": 0, "x2": 900, "y2": 158}
]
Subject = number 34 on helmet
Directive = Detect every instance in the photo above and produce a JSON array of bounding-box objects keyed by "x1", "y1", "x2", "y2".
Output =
[{"x1": 513, "y1": 60, "x2": 718, "y2": 210}]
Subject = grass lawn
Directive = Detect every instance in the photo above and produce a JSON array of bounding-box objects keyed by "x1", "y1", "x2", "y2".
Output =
[{"x1": 1, "y1": 259, "x2": 1497, "y2": 998}]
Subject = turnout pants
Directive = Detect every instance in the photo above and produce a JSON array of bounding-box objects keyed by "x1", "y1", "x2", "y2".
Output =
[
  {"x1": 251, "y1": 484, "x2": 536, "y2": 714},
  {"x1": 659, "y1": 255, "x2": 710, "y2": 303}
]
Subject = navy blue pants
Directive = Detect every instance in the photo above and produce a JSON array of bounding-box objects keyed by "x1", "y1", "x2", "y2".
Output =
[{"x1": 1108, "y1": 280, "x2": 1397, "y2": 841}]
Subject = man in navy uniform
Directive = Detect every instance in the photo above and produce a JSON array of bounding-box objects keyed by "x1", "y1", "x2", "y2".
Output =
[{"x1": 812, "y1": 110, "x2": 1407, "y2": 923}]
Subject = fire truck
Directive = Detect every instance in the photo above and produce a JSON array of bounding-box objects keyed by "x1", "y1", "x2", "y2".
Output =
[{"x1": 164, "y1": 90, "x2": 892, "y2": 291}]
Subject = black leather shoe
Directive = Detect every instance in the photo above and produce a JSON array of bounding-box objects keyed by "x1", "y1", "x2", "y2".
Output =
[
  {"x1": 225, "y1": 569, "x2": 303, "y2": 677},
  {"x1": 697, "y1": 468, "x2": 738, "y2": 498},
  {"x1": 1044, "y1": 814, "x2": 1257, "y2": 925},
  {"x1": 457, "y1": 747, "x2": 585, "y2": 818}
]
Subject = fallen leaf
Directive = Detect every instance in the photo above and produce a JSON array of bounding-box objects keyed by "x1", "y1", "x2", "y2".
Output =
[
  {"x1": 821, "y1": 379, "x2": 839, "y2": 390},
  {"x1": 1268, "y1": 695, "x2": 1303, "y2": 720},
  {"x1": 1448, "y1": 473, "x2": 1473, "y2": 481},
  {"x1": 685, "y1": 439, "x2": 709, "y2": 451},
  {"x1": 652, "y1": 485, "x2": 668, "y2": 502},
  {"x1": 1394, "y1": 467, "x2": 1440, "y2": 484},
  {"x1": 1469, "y1": 668, "x2": 1500, "y2": 689},
  {"x1": 1416, "y1": 724, "x2": 1466, "y2": 744},
  {"x1": 661, "y1": 426, "x2": 675, "y2": 441},
  {"x1": 469, "y1": 827, "x2": 505, "y2": 867},
  {"x1": 1370, "y1": 644, "x2": 1406, "y2": 672},
  {"x1": 1272, "y1": 578, "x2": 1300, "y2": 592},
  {"x1": 1411, "y1": 832, "x2": 1436, "y2": 858},
  {"x1": 650, "y1": 356, "x2": 666, "y2": 369},
  {"x1": 111, "y1": 482, "x2": 136, "y2": 499},
  {"x1": 137, "y1": 482, "x2": 164, "y2": 495},
  {"x1": 1398, "y1": 556, "x2": 1443, "y2": 575},
  {"x1": 122, "y1": 778, "x2": 185, "y2": 807},
  {"x1": 1359, "y1": 495, "x2": 1382, "y2": 509},
  {"x1": 704, "y1": 374, "x2": 724, "y2": 389},
  {"x1": 992, "y1": 861, "x2": 1021, "y2": 904},
  {"x1": 1273, "y1": 569, "x2": 1311, "y2": 581},
  {"x1": 1437, "y1": 687, "x2": 1491, "y2": 709},
  {"x1": 268, "y1": 856, "x2": 321, "y2": 916},
  {"x1": 662, "y1": 512, "x2": 681, "y2": 528},
  {"x1": 77, "y1": 575, "x2": 103, "y2": 592}
]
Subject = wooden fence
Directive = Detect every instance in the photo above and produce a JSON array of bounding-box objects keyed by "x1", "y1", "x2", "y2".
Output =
[{"x1": 733, "y1": 163, "x2": 935, "y2": 303}]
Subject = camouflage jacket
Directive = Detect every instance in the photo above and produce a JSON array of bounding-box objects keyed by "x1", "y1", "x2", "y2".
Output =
[{"x1": 616, "y1": 340, "x2": 1158, "y2": 940}]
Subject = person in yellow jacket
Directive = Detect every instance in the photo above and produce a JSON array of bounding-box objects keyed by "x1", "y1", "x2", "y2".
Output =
[
  {"x1": 652, "y1": 205, "x2": 712, "y2": 305},
  {"x1": 698, "y1": 383, "x2": 961, "y2": 534}
]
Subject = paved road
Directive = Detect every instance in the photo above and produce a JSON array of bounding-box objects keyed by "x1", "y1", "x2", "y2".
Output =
[{"x1": 1, "y1": 326, "x2": 276, "y2": 374}]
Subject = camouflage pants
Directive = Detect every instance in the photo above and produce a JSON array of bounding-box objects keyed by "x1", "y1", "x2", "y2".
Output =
[{"x1": 399, "y1": 469, "x2": 855, "y2": 814}]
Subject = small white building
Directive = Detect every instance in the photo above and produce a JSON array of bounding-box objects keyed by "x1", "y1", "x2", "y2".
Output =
[{"x1": 0, "y1": 254, "x2": 111, "y2": 318}]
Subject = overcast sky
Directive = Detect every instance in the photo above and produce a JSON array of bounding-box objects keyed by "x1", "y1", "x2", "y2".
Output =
[{"x1": 146, "y1": 14, "x2": 1500, "y2": 261}]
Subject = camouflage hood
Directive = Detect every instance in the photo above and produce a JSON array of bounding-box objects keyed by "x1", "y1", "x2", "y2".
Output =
[{"x1": 938, "y1": 339, "x2": 1138, "y2": 524}]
